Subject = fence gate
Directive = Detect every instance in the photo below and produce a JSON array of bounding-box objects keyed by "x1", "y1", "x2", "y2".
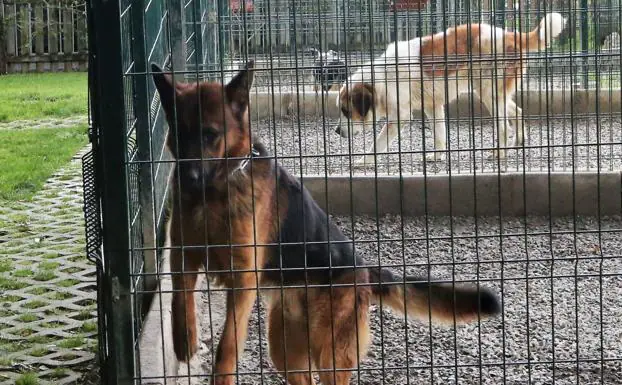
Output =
[{"x1": 86, "y1": 0, "x2": 622, "y2": 383}]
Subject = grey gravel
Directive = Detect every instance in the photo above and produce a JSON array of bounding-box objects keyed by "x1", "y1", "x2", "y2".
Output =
[
  {"x1": 251, "y1": 114, "x2": 622, "y2": 177},
  {"x1": 180, "y1": 214, "x2": 622, "y2": 385}
]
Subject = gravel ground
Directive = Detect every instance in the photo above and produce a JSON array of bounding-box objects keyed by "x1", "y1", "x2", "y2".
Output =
[
  {"x1": 250, "y1": 114, "x2": 622, "y2": 176},
  {"x1": 180, "y1": 214, "x2": 622, "y2": 385}
]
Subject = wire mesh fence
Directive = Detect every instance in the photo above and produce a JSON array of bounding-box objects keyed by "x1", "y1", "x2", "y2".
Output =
[{"x1": 85, "y1": 0, "x2": 622, "y2": 383}]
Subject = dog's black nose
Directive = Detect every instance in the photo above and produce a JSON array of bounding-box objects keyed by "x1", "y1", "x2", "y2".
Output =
[{"x1": 181, "y1": 166, "x2": 205, "y2": 190}]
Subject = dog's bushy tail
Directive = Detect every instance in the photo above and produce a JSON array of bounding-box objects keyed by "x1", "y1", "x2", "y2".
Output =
[
  {"x1": 368, "y1": 267, "x2": 500, "y2": 324},
  {"x1": 520, "y1": 12, "x2": 566, "y2": 51}
]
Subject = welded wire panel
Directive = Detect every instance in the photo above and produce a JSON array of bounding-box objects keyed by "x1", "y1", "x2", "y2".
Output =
[{"x1": 89, "y1": 0, "x2": 622, "y2": 383}]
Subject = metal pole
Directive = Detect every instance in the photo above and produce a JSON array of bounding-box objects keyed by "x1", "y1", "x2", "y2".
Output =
[{"x1": 89, "y1": 0, "x2": 135, "y2": 382}]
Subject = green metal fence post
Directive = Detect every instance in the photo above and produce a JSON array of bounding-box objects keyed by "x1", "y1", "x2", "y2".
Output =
[
  {"x1": 581, "y1": 0, "x2": 590, "y2": 87},
  {"x1": 169, "y1": 0, "x2": 186, "y2": 74},
  {"x1": 494, "y1": 0, "x2": 505, "y2": 28},
  {"x1": 89, "y1": 0, "x2": 135, "y2": 383},
  {"x1": 131, "y1": 0, "x2": 158, "y2": 306},
  {"x1": 192, "y1": 0, "x2": 204, "y2": 70}
]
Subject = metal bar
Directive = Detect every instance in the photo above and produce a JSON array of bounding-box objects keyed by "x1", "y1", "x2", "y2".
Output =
[
  {"x1": 89, "y1": 0, "x2": 135, "y2": 382},
  {"x1": 131, "y1": 0, "x2": 159, "y2": 305},
  {"x1": 169, "y1": 0, "x2": 187, "y2": 74},
  {"x1": 580, "y1": 0, "x2": 589, "y2": 87}
]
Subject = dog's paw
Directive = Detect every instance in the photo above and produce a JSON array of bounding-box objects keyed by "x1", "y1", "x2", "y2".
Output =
[
  {"x1": 211, "y1": 375, "x2": 234, "y2": 385},
  {"x1": 172, "y1": 296, "x2": 198, "y2": 362},
  {"x1": 352, "y1": 155, "x2": 379, "y2": 169},
  {"x1": 172, "y1": 325, "x2": 198, "y2": 362},
  {"x1": 425, "y1": 151, "x2": 445, "y2": 162},
  {"x1": 490, "y1": 149, "x2": 507, "y2": 160},
  {"x1": 352, "y1": 161, "x2": 370, "y2": 170}
]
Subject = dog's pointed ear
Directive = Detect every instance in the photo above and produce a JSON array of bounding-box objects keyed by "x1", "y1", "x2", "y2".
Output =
[
  {"x1": 225, "y1": 60, "x2": 255, "y2": 117},
  {"x1": 151, "y1": 63, "x2": 182, "y2": 119}
]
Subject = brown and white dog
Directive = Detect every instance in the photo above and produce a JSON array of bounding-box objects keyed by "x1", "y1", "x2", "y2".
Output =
[{"x1": 335, "y1": 13, "x2": 566, "y2": 164}]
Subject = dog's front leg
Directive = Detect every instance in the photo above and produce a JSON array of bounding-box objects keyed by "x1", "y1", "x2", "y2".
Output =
[
  {"x1": 428, "y1": 106, "x2": 447, "y2": 162},
  {"x1": 507, "y1": 100, "x2": 524, "y2": 147},
  {"x1": 171, "y1": 247, "x2": 204, "y2": 362},
  {"x1": 356, "y1": 121, "x2": 398, "y2": 167},
  {"x1": 212, "y1": 268, "x2": 259, "y2": 385}
]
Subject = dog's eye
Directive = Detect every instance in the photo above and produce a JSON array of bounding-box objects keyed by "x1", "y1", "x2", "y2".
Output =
[{"x1": 201, "y1": 127, "x2": 218, "y2": 142}]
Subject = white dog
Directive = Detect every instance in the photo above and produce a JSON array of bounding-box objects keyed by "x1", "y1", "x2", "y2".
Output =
[{"x1": 335, "y1": 13, "x2": 567, "y2": 164}]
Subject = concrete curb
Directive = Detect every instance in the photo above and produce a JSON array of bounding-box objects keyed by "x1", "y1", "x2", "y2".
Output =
[
  {"x1": 138, "y1": 220, "x2": 180, "y2": 385},
  {"x1": 249, "y1": 89, "x2": 622, "y2": 120},
  {"x1": 301, "y1": 171, "x2": 622, "y2": 217}
]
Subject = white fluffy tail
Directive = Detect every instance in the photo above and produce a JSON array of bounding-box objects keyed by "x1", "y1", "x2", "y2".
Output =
[{"x1": 537, "y1": 13, "x2": 567, "y2": 46}]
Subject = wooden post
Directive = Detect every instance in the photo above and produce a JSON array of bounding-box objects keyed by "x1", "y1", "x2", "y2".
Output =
[
  {"x1": 19, "y1": 4, "x2": 29, "y2": 57},
  {"x1": 0, "y1": 1, "x2": 7, "y2": 74},
  {"x1": 76, "y1": 5, "x2": 87, "y2": 53},
  {"x1": 63, "y1": 7, "x2": 73, "y2": 71},
  {"x1": 63, "y1": 7, "x2": 73, "y2": 53},
  {"x1": 34, "y1": 5, "x2": 43, "y2": 54},
  {"x1": 5, "y1": 3, "x2": 15, "y2": 58},
  {"x1": 48, "y1": 5, "x2": 58, "y2": 55},
  {"x1": 34, "y1": 4, "x2": 43, "y2": 71}
]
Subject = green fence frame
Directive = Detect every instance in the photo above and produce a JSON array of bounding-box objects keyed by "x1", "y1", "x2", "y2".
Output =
[{"x1": 86, "y1": 0, "x2": 226, "y2": 382}]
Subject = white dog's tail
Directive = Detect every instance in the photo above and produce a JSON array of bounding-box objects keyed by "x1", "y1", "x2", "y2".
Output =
[{"x1": 520, "y1": 12, "x2": 566, "y2": 51}]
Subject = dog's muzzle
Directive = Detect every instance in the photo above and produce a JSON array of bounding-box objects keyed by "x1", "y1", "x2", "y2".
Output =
[
  {"x1": 180, "y1": 163, "x2": 212, "y2": 191},
  {"x1": 334, "y1": 124, "x2": 349, "y2": 138},
  {"x1": 335, "y1": 124, "x2": 350, "y2": 138}
]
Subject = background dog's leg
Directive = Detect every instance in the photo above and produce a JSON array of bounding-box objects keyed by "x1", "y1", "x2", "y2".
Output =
[
  {"x1": 479, "y1": 90, "x2": 509, "y2": 159},
  {"x1": 427, "y1": 106, "x2": 447, "y2": 162},
  {"x1": 495, "y1": 99, "x2": 509, "y2": 159},
  {"x1": 357, "y1": 122, "x2": 398, "y2": 166},
  {"x1": 268, "y1": 296, "x2": 317, "y2": 385},
  {"x1": 170, "y1": 248, "x2": 203, "y2": 362},
  {"x1": 212, "y1": 265, "x2": 260, "y2": 385},
  {"x1": 507, "y1": 100, "x2": 524, "y2": 147}
]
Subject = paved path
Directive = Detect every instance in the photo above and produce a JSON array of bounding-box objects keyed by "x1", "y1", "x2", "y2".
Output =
[
  {"x1": 0, "y1": 116, "x2": 88, "y2": 130},
  {"x1": 0, "y1": 135, "x2": 97, "y2": 384}
]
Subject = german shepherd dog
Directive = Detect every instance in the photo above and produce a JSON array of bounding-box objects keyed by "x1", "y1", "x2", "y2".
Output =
[{"x1": 152, "y1": 61, "x2": 501, "y2": 385}]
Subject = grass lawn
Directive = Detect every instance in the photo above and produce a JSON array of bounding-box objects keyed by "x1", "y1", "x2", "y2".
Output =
[
  {"x1": 0, "y1": 125, "x2": 88, "y2": 201},
  {"x1": 0, "y1": 72, "x2": 87, "y2": 122}
]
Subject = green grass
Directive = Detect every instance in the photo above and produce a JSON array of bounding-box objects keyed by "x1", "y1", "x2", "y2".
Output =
[
  {"x1": 22, "y1": 300, "x2": 48, "y2": 309},
  {"x1": 0, "y1": 276, "x2": 28, "y2": 290},
  {"x1": 13, "y1": 269, "x2": 34, "y2": 278},
  {"x1": 0, "y1": 125, "x2": 88, "y2": 201},
  {"x1": 15, "y1": 372, "x2": 39, "y2": 385},
  {"x1": 38, "y1": 261, "x2": 60, "y2": 270},
  {"x1": 57, "y1": 336, "x2": 85, "y2": 349},
  {"x1": 17, "y1": 314, "x2": 39, "y2": 323},
  {"x1": 32, "y1": 270, "x2": 57, "y2": 282},
  {"x1": 0, "y1": 73, "x2": 87, "y2": 122},
  {"x1": 81, "y1": 321, "x2": 97, "y2": 333},
  {"x1": 0, "y1": 260, "x2": 12, "y2": 273}
]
